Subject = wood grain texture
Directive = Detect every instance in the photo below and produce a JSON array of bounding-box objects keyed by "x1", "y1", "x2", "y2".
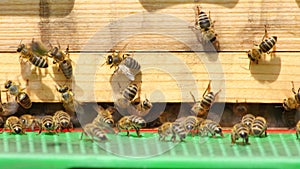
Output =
[
  {"x1": 1, "y1": 0, "x2": 300, "y2": 52},
  {"x1": 0, "y1": 52, "x2": 298, "y2": 103}
]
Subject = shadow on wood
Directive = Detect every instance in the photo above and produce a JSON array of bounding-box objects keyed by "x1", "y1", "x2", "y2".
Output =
[{"x1": 139, "y1": 0, "x2": 239, "y2": 12}]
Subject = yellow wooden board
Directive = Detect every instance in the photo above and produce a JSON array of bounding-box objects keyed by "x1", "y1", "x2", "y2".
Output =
[
  {"x1": 0, "y1": 0, "x2": 300, "y2": 52},
  {"x1": 0, "y1": 52, "x2": 298, "y2": 103}
]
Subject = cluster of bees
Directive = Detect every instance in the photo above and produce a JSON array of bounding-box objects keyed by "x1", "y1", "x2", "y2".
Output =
[{"x1": 0, "y1": 110, "x2": 72, "y2": 135}]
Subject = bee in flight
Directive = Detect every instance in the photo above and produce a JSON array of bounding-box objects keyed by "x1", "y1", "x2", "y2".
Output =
[
  {"x1": 102, "y1": 44, "x2": 140, "y2": 81},
  {"x1": 81, "y1": 123, "x2": 108, "y2": 142},
  {"x1": 17, "y1": 39, "x2": 49, "y2": 68},
  {"x1": 37, "y1": 115, "x2": 58, "y2": 135},
  {"x1": 251, "y1": 116, "x2": 267, "y2": 137},
  {"x1": 296, "y1": 120, "x2": 300, "y2": 139},
  {"x1": 20, "y1": 114, "x2": 39, "y2": 131},
  {"x1": 247, "y1": 25, "x2": 277, "y2": 68},
  {"x1": 115, "y1": 83, "x2": 139, "y2": 111},
  {"x1": 193, "y1": 5, "x2": 219, "y2": 51},
  {"x1": 231, "y1": 122, "x2": 250, "y2": 145},
  {"x1": 53, "y1": 110, "x2": 73, "y2": 132},
  {"x1": 116, "y1": 115, "x2": 146, "y2": 137},
  {"x1": 3, "y1": 80, "x2": 32, "y2": 110},
  {"x1": 49, "y1": 43, "x2": 73, "y2": 80},
  {"x1": 190, "y1": 80, "x2": 221, "y2": 118},
  {"x1": 129, "y1": 95, "x2": 153, "y2": 117},
  {"x1": 0, "y1": 116, "x2": 25, "y2": 134}
]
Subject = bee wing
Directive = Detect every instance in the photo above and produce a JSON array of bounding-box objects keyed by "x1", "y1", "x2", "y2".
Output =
[
  {"x1": 30, "y1": 41, "x2": 50, "y2": 56},
  {"x1": 117, "y1": 64, "x2": 135, "y2": 81},
  {"x1": 1, "y1": 101, "x2": 19, "y2": 116}
]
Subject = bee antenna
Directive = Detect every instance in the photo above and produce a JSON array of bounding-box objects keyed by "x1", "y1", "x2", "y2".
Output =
[
  {"x1": 274, "y1": 105, "x2": 283, "y2": 109},
  {"x1": 19, "y1": 40, "x2": 23, "y2": 45}
]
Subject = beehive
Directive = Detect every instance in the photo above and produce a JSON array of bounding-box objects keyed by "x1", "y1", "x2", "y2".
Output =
[{"x1": 0, "y1": 0, "x2": 300, "y2": 168}]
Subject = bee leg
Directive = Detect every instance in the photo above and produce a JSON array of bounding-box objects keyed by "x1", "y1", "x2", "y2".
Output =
[
  {"x1": 245, "y1": 137, "x2": 249, "y2": 145},
  {"x1": 262, "y1": 24, "x2": 269, "y2": 41},
  {"x1": 135, "y1": 127, "x2": 141, "y2": 137},
  {"x1": 126, "y1": 129, "x2": 130, "y2": 137},
  {"x1": 211, "y1": 133, "x2": 216, "y2": 138},
  {"x1": 231, "y1": 134, "x2": 235, "y2": 145},
  {"x1": 291, "y1": 81, "x2": 297, "y2": 94},
  {"x1": 265, "y1": 130, "x2": 267, "y2": 137},
  {"x1": 80, "y1": 132, "x2": 85, "y2": 140},
  {"x1": 296, "y1": 132, "x2": 299, "y2": 139}
]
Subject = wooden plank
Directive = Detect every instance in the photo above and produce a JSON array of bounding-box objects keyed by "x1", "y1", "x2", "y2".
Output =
[
  {"x1": 0, "y1": 52, "x2": 299, "y2": 103},
  {"x1": 1, "y1": 0, "x2": 300, "y2": 52}
]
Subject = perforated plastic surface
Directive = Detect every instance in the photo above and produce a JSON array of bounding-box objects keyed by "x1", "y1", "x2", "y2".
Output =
[{"x1": 0, "y1": 131, "x2": 299, "y2": 169}]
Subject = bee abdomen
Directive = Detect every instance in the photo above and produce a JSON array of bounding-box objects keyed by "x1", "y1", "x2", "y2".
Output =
[
  {"x1": 59, "y1": 59, "x2": 73, "y2": 79},
  {"x1": 241, "y1": 114, "x2": 255, "y2": 127},
  {"x1": 129, "y1": 115, "x2": 146, "y2": 127},
  {"x1": 84, "y1": 123, "x2": 107, "y2": 141},
  {"x1": 251, "y1": 116, "x2": 267, "y2": 136},
  {"x1": 259, "y1": 36, "x2": 277, "y2": 53},
  {"x1": 200, "y1": 92, "x2": 215, "y2": 108},
  {"x1": 124, "y1": 57, "x2": 140, "y2": 70},
  {"x1": 198, "y1": 11, "x2": 210, "y2": 30},
  {"x1": 123, "y1": 84, "x2": 138, "y2": 101},
  {"x1": 16, "y1": 92, "x2": 32, "y2": 109},
  {"x1": 30, "y1": 55, "x2": 48, "y2": 68}
]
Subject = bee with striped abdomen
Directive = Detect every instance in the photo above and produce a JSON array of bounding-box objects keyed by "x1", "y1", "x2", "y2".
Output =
[
  {"x1": 53, "y1": 110, "x2": 73, "y2": 132},
  {"x1": 281, "y1": 81, "x2": 300, "y2": 111},
  {"x1": 0, "y1": 116, "x2": 25, "y2": 134},
  {"x1": 116, "y1": 115, "x2": 146, "y2": 137},
  {"x1": 3, "y1": 80, "x2": 32, "y2": 109},
  {"x1": 129, "y1": 96, "x2": 153, "y2": 117},
  {"x1": 194, "y1": 5, "x2": 219, "y2": 50},
  {"x1": 241, "y1": 113, "x2": 255, "y2": 130},
  {"x1": 198, "y1": 119, "x2": 224, "y2": 138},
  {"x1": 251, "y1": 116, "x2": 267, "y2": 137},
  {"x1": 103, "y1": 44, "x2": 140, "y2": 81},
  {"x1": 190, "y1": 80, "x2": 221, "y2": 118},
  {"x1": 176, "y1": 116, "x2": 200, "y2": 137},
  {"x1": 20, "y1": 114, "x2": 38, "y2": 131},
  {"x1": 115, "y1": 83, "x2": 138, "y2": 110},
  {"x1": 158, "y1": 122, "x2": 174, "y2": 142},
  {"x1": 296, "y1": 120, "x2": 300, "y2": 139},
  {"x1": 231, "y1": 122, "x2": 250, "y2": 145},
  {"x1": 38, "y1": 115, "x2": 58, "y2": 134},
  {"x1": 50, "y1": 43, "x2": 73, "y2": 79},
  {"x1": 80, "y1": 123, "x2": 108, "y2": 142},
  {"x1": 171, "y1": 118, "x2": 187, "y2": 142},
  {"x1": 56, "y1": 85, "x2": 77, "y2": 115},
  {"x1": 17, "y1": 41, "x2": 49, "y2": 68},
  {"x1": 247, "y1": 25, "x2": 277, "y2": 67}
]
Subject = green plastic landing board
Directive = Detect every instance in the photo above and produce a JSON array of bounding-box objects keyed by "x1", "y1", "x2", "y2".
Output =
[{"x1": 0, "y1": 132, "x2": 299, "y2": 169}]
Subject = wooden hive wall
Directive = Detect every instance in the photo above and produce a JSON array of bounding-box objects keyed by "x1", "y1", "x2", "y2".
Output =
[{"x1": 0, "y1": 0, "x2": 300, "y2": 103}]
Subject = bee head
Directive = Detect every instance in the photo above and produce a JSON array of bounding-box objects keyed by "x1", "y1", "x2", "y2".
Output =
[
  {"x1": 215, "y1": 127, "x2": 222, "y2": 134},
  {"x1": 295, "y1": 92, "x2": 300, "y2": 103},
  {"x1": 20, "y1": 118, "x2": 27, "y2": 125},
  {"x1": 44, "y1": 122, "x2": 52, "y2": 129},
  {"x1": 58, "y1": 86, "x2": 69, "y2": 93},
  {"x1": 14, "y1": 127, "x2": 22, "y2": 134},
  {"x1": 142, "y1": 99, "x2": 152, "y2": 109},
  {"x1": 61, "y1": 121, "x2": 69, "y2": 128},
  {"x1": 186, "y1": 125, "x2": 194, "y2": 131},
  {"x1": 239, "y1": 131, "x2": 248, "y2": 138},
  {"x1": 4, "y1": 80, "x2": 12, "y2": 89},
  {"x1": 272, "y1": 36, "x2": 277, "y2": 42},
  {"x1": 106, "y1": 55, "x2": 113, "y2": 65},
  {"x1": 17, "y1": 44, "x2": 25, "y2": 52},
  {"x1": 50, "y1": 46, "x2": 59, "y2": 57}
]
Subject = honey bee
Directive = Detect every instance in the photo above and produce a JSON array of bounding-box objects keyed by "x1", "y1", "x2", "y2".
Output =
[
  {"x1": 115, "y1": 83, "x2": 139, "y2": 110},
  {"x1": 129, "y1": 96, "x2": 153, "y2": 117},
  {"x1": 0, "y1": 116, "x2": 25, "y2": 134},
  {"x1": 175, "y1": 116, "x2": 201, "y2": 137},
  {"x1": 158, "y1": 122, "x2": 174, "y2": 142},
  {"x1": 53, "y1": 110, "x2": 73, "y2": 132},
  {"x1": 17, "y1": 40, "x2": 49, "y2": 68},
  {"x1": 231, "y1": 122, "x2": 250, "y2": 145},
  {"x1": 247, "y1": 25, "x2": 277, "y2": 68},
  {"x1": 20, "y1": 114, "x2": 38, "y2": 131},
  {"x1": 50, "y1": 44, "x2": 73, "y2": 79},
  {"x1": 116, "y1": 115, "x2": 146, "y2": 137},
  {"x1": 29, "y1": 38, "x2": 50, "y2": 56},
  {"x1": 80, "y1": 123, "x2": 108, "y2": 142},
  {"x1": 56, "y1": 85, "x2": 76, "y2": 115},
  {"x1": 251, "y1": 116, "x2": 267, "y2": 137},
  {"x1": 190, "y1": 80, "x2": 221, "y2": 118},
  {"x1": 233, "y1": 100, "x2": 248, "y2": 116},
  {"x1": 282, "y1": 81, "x2": 300, "y2": 111},
  {"x1": 103, "y1": 44, "x2": 140, "y2": 81},
  {"x1": 3, "y1": 80, "x2": 32, "y2": 109},
  {"x1": 241, "y1": 113, "x2": 255, "y2": 130},
  {"x1": 194, "y1": 5, "x2": 219, "y2": 50},
  {"x1": 171, "y1": 119, "x2": 187, "y2": 142},
  {"x1": 92, "y1": 105, "x2": 114, "y2": 130},
  {"x1": 38, "y1": 115, "x2": 58, "y2": 134},
  {"x1": 0, "y1": 86, "x2": 19, "y2": 116},
  {"x1": 296, "y1": 120, "x2": 300, "y2": 139},
  {"x1": 198, "y1": 119, "x2": 224, "y2": 138}
]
